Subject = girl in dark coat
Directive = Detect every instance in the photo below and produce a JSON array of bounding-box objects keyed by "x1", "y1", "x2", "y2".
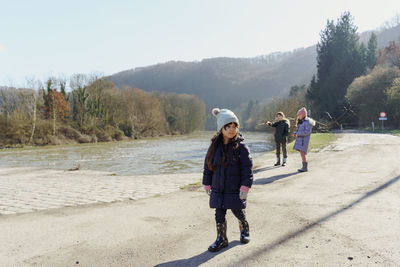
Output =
[
  {"x1": 203, "y1": 108, "x2": 253, "y2": 252},
  {"x1": 266, "y1": 111, "x2": 290, "y2": 166}
]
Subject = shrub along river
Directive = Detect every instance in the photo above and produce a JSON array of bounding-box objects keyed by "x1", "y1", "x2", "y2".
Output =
[{"x1": 0, "y1": 131, "x2": 273, "y2": 176}]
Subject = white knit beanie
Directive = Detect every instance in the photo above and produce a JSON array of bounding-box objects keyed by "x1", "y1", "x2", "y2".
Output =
[{"x1": 212, "y1": 108, "x2": 239, "y2": 131}]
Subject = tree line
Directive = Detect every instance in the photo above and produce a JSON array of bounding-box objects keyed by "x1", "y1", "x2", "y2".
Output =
[
  {"x1": 0, "y1": 75, "x2": 205, "y2": 147},
  {"x1": 237, "y1": 12, "x2": 400, "y2": 131},
  {"x1": 2, "y1": 12, "x2": 399, "y2": 146}
]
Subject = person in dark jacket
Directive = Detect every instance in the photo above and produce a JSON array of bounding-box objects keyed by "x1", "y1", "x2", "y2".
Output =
[
  {"x1": 203, "y1": 108, "x2": 253, "y2": 252},
  {"x1": 266, "y1": 111, "x2": 290, "y2": 166}
]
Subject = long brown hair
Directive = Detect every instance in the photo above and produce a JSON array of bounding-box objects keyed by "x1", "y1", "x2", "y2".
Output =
[{"x1": 206, "y1": 124, "x2": 239, "y2": 171}]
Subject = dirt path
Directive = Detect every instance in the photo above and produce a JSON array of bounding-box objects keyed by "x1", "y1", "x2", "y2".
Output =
[{"x1": 1, "y1": 132, "x2": 399, "y2": 266}]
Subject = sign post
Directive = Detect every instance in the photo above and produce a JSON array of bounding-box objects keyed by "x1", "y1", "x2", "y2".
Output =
[{"x1": 379, "y1": 112, "x2": 387, "y2": 130}]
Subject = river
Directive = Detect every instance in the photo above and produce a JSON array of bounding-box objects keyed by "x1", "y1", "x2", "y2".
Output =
[{"x1": 0, "y1": 131, "x2": 274, "y2": 176}]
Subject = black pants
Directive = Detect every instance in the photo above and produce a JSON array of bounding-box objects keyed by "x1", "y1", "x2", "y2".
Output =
[
  {"x1": 276, "y1": 141, "x2": 287, "y2": 158},
  {"x1": 215, "y1": 208, "x2": 246, "y2": 224}
]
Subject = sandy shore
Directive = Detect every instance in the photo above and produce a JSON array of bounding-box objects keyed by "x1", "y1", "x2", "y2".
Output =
[{"x1": 1, "y1": 132, "x2": 400, "y2": 266}]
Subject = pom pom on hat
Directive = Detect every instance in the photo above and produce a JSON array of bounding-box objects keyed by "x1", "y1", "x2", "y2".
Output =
[
  {"x1": 212, "y1": 108, "x2": 220, "y2": 117},
  {"x1": 212, "y1": 108, "x2": 239, "y2": 131}
]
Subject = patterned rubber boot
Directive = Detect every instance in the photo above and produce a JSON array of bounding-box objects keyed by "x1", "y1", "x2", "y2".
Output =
[
  {"x1": 239, "y1": 220, "x2": 250, "y2": 244},
  {"x1": 274, "y1": 157, "x2": 281, "y2": 166},
  {"x1": 282, "y1": 157, "x2": 287, "y2": 166},
  {"x1": 208, "y1": 221, "x2": 228, "y2": 252}
]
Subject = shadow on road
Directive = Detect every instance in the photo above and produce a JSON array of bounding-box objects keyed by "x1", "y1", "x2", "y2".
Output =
[
  {"x1": 253, "y1": 165, "x2": 280, "y2": 174},
  {"x1": 154, "y1": 241, "x2": 241, "y2": 267},
  {"x1": 254, "y1": 171, "x2": 300, "y2": 185},
  {"x1": 232, "y1": 174, "x2": 400, "y2": 265}
]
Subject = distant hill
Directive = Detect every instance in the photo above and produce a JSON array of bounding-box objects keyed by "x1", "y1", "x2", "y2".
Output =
[
  {"x1": 108, "y1": 24, "x2": 400, "y2": 110},
  {"x1": 360, "y1": 24, "x2": 400, "y2": 47},
  {"x1": 108, "y1": 47, "x2": 317, "y2": 110}
]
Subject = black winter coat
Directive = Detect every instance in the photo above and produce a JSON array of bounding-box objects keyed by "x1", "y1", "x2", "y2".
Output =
[
  {"x1": 271, "y1": 120, "x2": 289, "y2": 143},
  {"x1": 202, "y1": 136, "x2": 253, "y2": 209}
]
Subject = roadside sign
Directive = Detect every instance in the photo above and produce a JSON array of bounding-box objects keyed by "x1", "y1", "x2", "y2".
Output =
[{"x1": 379, "y1": 112, "x2": 387, "y2": 130}]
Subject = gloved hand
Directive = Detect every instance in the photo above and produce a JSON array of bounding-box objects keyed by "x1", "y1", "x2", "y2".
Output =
[
  {"x1": 204, "y1": 185, "x2": 211, "y2": 195},
  {"x1": 239, "y1": 185, "x2": 250, "y2": 200}
]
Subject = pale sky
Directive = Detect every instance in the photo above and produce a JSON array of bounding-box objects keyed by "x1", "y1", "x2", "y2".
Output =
[{"x1": 1, "y1": 0, "x2": 399, "y2": 86}]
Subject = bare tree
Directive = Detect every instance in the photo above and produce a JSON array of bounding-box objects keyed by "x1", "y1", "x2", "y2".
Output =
[
  {"x1": 379, "y1": 13, "x2": 400, "y2": 30},
  {"x1": 25, "y1": 77, "x2": 39, "y2": 144}
]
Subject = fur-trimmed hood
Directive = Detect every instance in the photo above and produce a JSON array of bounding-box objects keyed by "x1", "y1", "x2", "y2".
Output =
[
  {"x1": 305, "y1": 117, "x2": 316, "y2": 126},
  {"x1": 282, "y1": 118, "x2": 291, "y2": 128}
]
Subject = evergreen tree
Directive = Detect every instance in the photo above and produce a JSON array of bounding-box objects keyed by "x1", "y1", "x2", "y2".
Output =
[
  {"x1": 359, "y1": 42, "x2": 367, "y2": 68},
  {"x1": 307, "y1": 12, "x2": 366, "y2": 119},
  {"x1": 366, "y1": 33, "x2": 378, "y2": 69}
]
